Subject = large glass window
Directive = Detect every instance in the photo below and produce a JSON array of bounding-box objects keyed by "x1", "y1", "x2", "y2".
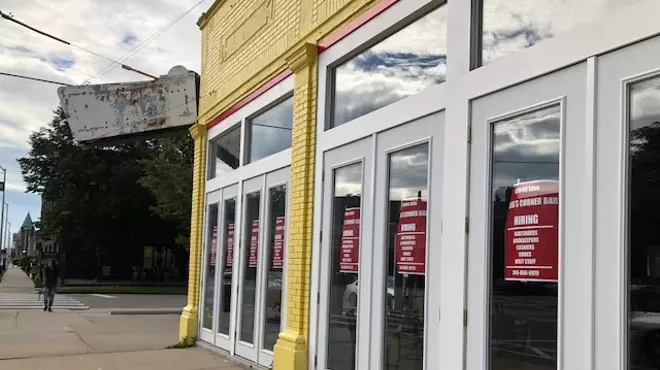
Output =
[
  {"x1": 479, "y1": 1, "x2": 637, "y2": 66},
  {"x1": 628, "y1": 77, "x2": 660, "y2": 370},
  {"x1": 239, "y1": 191, "x2": 261, "y2": 344},
  {"x1": 203, "y1": 203, "x2": 219, "y2": 330},
  {"x1": 330, "y1": 6, "x2": 447, "y2": 128},
  {"x1": 490, "y1": 105, "x2": 560, "y2": 370},
  {"x1": 263, "y1": 185, "x2": 287, "y2": 351},
  {"x1": 218, "y1": 198, "x2": 236, "y2": 335},
  {"x1": 384, "y1": 143, "x2": 429, "y2": 370},
  {"x1": 246, "y1": 96, "x2": 294, "y2": 164},
  {"x1": 327, "y1": 163, "x2": 363, "y2": 370},
  {"x1": 209, "y1": 124, "x2": 241, "y2": 179}
]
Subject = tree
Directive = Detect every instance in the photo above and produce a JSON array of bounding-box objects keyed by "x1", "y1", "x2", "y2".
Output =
[
  {"x1": 18, "y1": 107, "x2": 188, "y2": 278},
  {"x1": 138, "y1": 134, "x2": 194, "y2": 248}
]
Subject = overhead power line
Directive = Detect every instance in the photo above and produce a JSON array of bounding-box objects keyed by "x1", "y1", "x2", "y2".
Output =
[
  {"x1": 0, "y1": 9, "x2": 157, "y2": 80},
  {"x1": 84, "y1": 0, "x2": 208, "y2": 84},
  {"x1": 0, "y1": 71, "x2": 72, "y2": 86}
]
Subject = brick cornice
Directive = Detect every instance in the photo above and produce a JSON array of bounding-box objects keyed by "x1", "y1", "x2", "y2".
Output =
[{"x1": 285, "y1": 42, "x2": 317, "y2": 73}]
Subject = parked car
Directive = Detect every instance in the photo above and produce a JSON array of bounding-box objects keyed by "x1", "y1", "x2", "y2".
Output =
[{"x1": 342, "y1": 276, "x2": 395, "y2": 316}]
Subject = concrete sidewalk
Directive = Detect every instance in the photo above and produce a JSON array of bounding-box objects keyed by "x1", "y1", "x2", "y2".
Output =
[
  {"x1": 0, "y1": 310, "x2": 245, "y2": 369},
  {"x1": 0, "y1": 266, "x2": 36, "y2": 293}
]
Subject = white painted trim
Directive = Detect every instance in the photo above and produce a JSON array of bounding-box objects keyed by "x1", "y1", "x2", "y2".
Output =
[
  {"x1": 206, "y1": 150, "x2": 291, "y2": 192},
  {"x1": 207, "y1": 75, "x2": 294, "y2": 140},
  {"x1": 584, "y1": 56, "x2": 597, "y2": 370}
]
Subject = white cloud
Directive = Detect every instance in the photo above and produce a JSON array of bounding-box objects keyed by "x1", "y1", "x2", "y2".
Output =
[{"x1": 0, "y1": 0, "x2": 208, "y2": 238}]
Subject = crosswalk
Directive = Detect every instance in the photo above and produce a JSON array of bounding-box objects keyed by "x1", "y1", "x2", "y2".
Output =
[{"x1": 0, "y1": 293, "x2": 89, "y2": 310}]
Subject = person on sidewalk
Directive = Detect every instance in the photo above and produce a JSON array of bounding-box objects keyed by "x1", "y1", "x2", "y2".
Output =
[{"x1": 42, "y1": 259, "x2": 59, "y2": 312}]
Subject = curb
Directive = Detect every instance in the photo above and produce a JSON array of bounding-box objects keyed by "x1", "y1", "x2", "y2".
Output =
[{"x1": 108, "y1": 308, "x2": 182, "y2": 315}]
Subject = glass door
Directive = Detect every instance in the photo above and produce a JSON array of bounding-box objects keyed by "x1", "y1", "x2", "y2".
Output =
[
  {"x1": 318, "y1": 137, "x2": 374, "y2": 370},
  {"x1": 369, "y1": 112, "x2": 443, "y2": 370},
  {"x1": 594, "y1": 35, "x2": 660, "y2": 370},
  {"x1": 234, "y1": 167, "x2": 290, "y2": 365},
  {"x1": 214, "y1": 185, "x2": 238, "y2": 350},
  {"x1": 199, "y1": 190, "x2": 222, "y2": 344},
  {"x1": 466, "y1": 63, "x2": 591, "y2": 369},
  {"x1": 257, "y1": 167, "x2": 290, "y2": 367}
]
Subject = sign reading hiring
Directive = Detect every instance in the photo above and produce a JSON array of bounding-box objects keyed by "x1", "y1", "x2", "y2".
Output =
[
  {"x1": 226, "y1": 223, "x2": 235, "y2": 267},
  {"x1": 396, "y1": 199, "x2": 427, "y2": 275},
  {"x1": 340, "y1": 207, "x2": 360, "y2": 273},
  {"x1": 249, "y1": 220, "x2": 260, "y2": 268},
  {"x1": 272, "y1": 216, "x2": 285, "y2": 269},
  {"x1": 505, "y1": 180, "x2": 559, "y2": 282}
]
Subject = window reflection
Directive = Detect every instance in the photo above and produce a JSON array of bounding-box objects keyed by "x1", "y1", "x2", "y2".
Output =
[
  {"x1": 327, "y1": 163, "x2": 362, "y2": 370},
  {"x1": 264, "y1": 185, "x2": 287, "y2": 351},
  {"x1": 480, "y1": 0, "x2": 638, "y2": 65},
  {"x1": 239, "y1": 192, "x2": 260, "y2": 344},
  {"x1": 218, "y1": 198, "x2": 236, "y2": 335},
  {"x1": 490, "y1": 105, "x2": 560, "y2": 370},
  {"x1": 209, "y1": 124, "x2": 241, "y2": 179},
  {"x1": 331, "y1": 6, "x2": 447, "y2": 128},
  {"x1": 247, "y1": 96, "x2": 294, "y2": 163},
  {"x1": 384, "y1": 144, "x2": 429, "y2": 370},
  {"x1": 629, "y1": 77, "x2": 660, "y2": 370},
  {"x1": 203, "y1": 203, "x2": 219, "y2": 330}
]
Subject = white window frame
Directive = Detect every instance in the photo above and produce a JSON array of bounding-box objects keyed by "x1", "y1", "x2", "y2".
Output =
[
  {"x1": 312, "y1": 0, "x2": 660, "y2": 369},
  {"x1": 311, "y1": 0, "x2": 449, "y2": 368},
  {"x1": 206, "y1": 75, "x2": 294, "y2": 193}
]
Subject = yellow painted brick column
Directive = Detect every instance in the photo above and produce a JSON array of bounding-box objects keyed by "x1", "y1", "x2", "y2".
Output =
[
  {"x1": 272, "y1": 42, "x2": 318, "y2": 370},
  {"x1": 179, "y1": 122, "x2": 207, "y2": 342}
]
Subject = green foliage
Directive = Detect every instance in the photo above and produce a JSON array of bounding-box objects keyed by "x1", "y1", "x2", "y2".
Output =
[
  {"x1": 18, "y1": 107, "x2": 193, "y2": 275},
  {"x1": 166, "y1": 336, "x2": 196, "y2": 349}
]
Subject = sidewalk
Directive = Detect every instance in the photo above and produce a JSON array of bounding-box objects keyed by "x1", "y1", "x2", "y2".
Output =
[
  {"x1": 0, "y1": 266, "x2": 35, "y2": 293},
  {"x1": 0, "y1": 310, "x2": 246, "y2": 370}
]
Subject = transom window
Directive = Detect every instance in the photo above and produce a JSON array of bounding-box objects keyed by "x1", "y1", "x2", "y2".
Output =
[{"x1": 329, "y1": 5, "x2": 447, "y2": 129}]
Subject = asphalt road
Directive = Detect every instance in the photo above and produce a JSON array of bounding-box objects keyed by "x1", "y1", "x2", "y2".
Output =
[{"x1": 69, "y1": 294, "x2": 187, "y2": 309}]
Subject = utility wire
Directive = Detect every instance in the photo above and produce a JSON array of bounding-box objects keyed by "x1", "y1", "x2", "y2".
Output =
[
  {"x1": 0, "y1": 71, "x2": 72, "y2": 86},
  {"x1": 0, "y1": 9, "x2": 157, "y2": 80},
  {"x1": 83, "y1": 0, "x2": 208, "y2": 85}
]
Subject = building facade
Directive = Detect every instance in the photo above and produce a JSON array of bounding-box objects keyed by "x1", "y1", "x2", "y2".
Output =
[{"x1": 180, "y1": 1, "x2": 660, "y2": 369}]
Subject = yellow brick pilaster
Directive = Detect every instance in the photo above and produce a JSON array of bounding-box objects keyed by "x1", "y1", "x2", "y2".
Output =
[
  {"x1": 179, "y1": 122, "x2": 207, "y2": 342},
  {"x1": 272, "y1": 42, "x2": 318, "y2": 370}
]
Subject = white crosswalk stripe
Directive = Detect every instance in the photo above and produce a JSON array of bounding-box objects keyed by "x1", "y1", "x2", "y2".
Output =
[{"x1": 0, "y1": 293, "x2": 89, "y2": 310}]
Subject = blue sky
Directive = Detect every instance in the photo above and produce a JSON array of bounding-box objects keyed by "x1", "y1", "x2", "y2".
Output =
[{"x1": 0, "y1": 0, "x2": 206, "y2": 243}]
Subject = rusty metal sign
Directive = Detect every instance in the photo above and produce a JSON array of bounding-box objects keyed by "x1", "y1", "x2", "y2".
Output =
[{"x1": 58, "y1": 66, "x2": 199, "y2": 144}]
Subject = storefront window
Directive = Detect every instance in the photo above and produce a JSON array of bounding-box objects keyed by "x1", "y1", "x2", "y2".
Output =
[
  {"x1": 264, "y1": 185, "x2": 287, "y2": 351},
  {"x1": 239, "y1": 192, "x2": 261, "y2": 344},
  {"x1": 246, "y1": 96, "x2": 294, "y2": 164},
  {"x1": 330, "y1": 6, "x2": 447, "y2": 128},
  {"x1": 479, "y1": 1, "x2": 637, "y2": 66},
  {"x1": 384, "y1": 143, "x2": 429, "y2": 370},
  {"x1": 209, "y1": 124, "x2": 241, "y2": 179},
  {"x1": 628, "y1": 77, "x2": 660, "y2": 370},
  {"x1": 218, "y1": 198, "x2": 236, "y2": 335},
  {"x1": 327, "y1": 163, "x2": 363, "y2": 370},
  {"x1": 490, "y1": 105, "x2": 560, "y2": 369},
  {"x1": 203, "y1": 203, "x2": 219, "y2": 330}
]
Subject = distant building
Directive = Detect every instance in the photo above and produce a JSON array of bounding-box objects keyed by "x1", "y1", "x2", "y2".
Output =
[{"x1": 18, "y1": 213, "x2": 37, "y2": 259}]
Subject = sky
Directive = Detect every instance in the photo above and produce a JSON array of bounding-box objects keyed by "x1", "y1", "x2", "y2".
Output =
[{"x1": 0, "y1": 0, "x2": 208, "y2": 243}]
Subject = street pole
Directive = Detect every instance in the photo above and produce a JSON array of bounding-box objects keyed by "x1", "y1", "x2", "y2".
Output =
[{"x1": 0, "y1": 166, "x2": 6, "y2": 258}]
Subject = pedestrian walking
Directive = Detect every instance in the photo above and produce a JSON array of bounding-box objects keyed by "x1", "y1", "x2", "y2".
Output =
[{"x1": 41, "y1": 259, "x2": 59, "y2": 312}]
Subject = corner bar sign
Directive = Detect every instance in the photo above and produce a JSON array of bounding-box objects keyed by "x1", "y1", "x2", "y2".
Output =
[
  {"x1": 396, "y1": 199, "x2": 427, "y2": 275},
  {"x1": 272, "y1": 217, "x2": 285, "y2": 269},
  {"x1": 340, "y1": 207, "x2": 360, "y2": 273},
  {"x1": 505, "y1": 180, "x2": 559, "y2": 282},
  {"x1": 249, "y1": 220, "x2": 260, "y2": 268}
]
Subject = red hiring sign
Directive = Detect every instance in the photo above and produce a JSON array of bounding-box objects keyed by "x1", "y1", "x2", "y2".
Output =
[
  {"x1": 505, "y1": 180, "x2": 559, "y2": 282},
  {"x1": 272, "y1": 216, "x2": 286, "y2": 269},
  {"x1": 340, "y1": 207, "x2": 360, "y2": 273},
  {"x1": 226, "y1": 223, "x2": 235, "y2": 267},
  {"x1": 249, "y1": 220, "x2": 260, "y2": 268},
  {"x1": 210, "y1": 226, "x2": 218, "y2": 266},
  {"x1": 396, "y1": 199, "x2": 427, "y2": 275}
]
